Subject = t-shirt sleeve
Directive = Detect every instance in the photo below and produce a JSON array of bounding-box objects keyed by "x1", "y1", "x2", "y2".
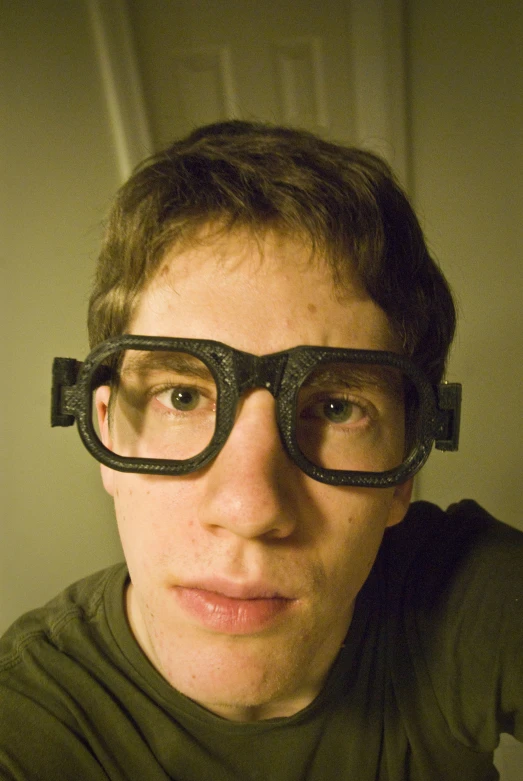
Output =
[
  {"x1": 400, "y1": 501, "x2": 523, "y2": 751},
  {"x1": 0, "y1": 568, "x2": 128, "y2": 780},
  {"x1": 0, "y1": 682, "x2": 111, "y2": 780}
]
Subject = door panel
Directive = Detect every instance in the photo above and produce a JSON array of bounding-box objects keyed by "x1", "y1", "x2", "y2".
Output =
[{"x1": 127, "y1": 0, "x2": 408, "y2": 179}]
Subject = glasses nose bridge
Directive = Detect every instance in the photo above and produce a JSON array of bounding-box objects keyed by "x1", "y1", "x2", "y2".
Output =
[{"x1": 234, "y1": 351, "x2": 289, "y2": 399}]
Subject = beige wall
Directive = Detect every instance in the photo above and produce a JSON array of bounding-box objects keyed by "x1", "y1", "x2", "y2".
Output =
[
  {"x1": 1, "y1": 0, "x2": 521, "y2": 638},
  {"x1": 407, "y1": 0, "x2": 523, "y2": 529},
  {"x1": 1, "y1": 0, "x2": 122, "y2": 633}
]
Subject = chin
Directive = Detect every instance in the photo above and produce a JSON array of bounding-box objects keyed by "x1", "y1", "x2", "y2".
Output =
[
  {"x1": 156, "y1": 631, "x2": 318, "y2": 720},
  {"x1": 184, "y1": 664, "x2": 309, "y2": 721}
]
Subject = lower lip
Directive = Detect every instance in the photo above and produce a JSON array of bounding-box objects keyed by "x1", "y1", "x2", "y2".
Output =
[{"x1": 174, "y1": 588, "x2": 294, "y2": 634}]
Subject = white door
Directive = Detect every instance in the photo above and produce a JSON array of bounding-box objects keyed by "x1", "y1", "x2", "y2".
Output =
[{"x1": 126, "y1": 0, "x2": 409, "y2": 179}]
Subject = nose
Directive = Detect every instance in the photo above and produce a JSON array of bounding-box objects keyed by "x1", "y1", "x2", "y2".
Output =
[{"x1": 199, "y1": 390, "x2": 298, "y2": 540}]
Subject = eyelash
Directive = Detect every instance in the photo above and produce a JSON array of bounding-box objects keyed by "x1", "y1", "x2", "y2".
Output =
[
  {"x1": 299, "y1": 391, "x2": 376, "y2": 427},
  {"x1": 150, "y1": 383, "x2": 216, "y2": 416},
  {"x1": 146, "y1": 383, "x2": 378, "y2": 432}
]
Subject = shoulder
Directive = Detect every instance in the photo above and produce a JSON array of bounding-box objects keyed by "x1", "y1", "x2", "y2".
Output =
[
  {"x1": 383, "y1": 499, "x2": 523, "y2": 657},
  {"x1": 0, "y1": 563, "x2": 129, "y2": 715},
  {"x1": 384, "y1": 499, "x2": 523, "y2": 599},
  {"x1": 0, "y1": 564, "x2": 129, "y2": 779},
  {"x1": 383, "y1": 501, "x2": 523, "y2": 749},
  {"x1": 0, "y1": 563, "x2": 127, "y2": 671}
]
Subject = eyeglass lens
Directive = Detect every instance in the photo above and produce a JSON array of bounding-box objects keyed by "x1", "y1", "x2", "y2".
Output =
[
  {"x1": 93, "y1": 349, "x2": 218, "y2": 461},
  {"x1": 295, "y1": 362, "x2": 416, "y2": 473}
]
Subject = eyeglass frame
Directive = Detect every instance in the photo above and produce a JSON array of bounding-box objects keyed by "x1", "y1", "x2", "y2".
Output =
[{"x1": 51, "y1": 334, "x2": 461, "y2": 488}]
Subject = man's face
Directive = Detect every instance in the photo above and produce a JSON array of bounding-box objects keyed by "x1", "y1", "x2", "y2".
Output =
[{"x1": 98, "y1": 228, "x2": 412, "y2": 721}]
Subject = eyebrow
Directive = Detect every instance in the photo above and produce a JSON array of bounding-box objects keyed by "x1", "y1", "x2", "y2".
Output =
[
  {"x1": 119, "y1": 351, "x2": 214, "y2": 381},
  {"x1": 302, "y1": 364, "x2": 404, "y2": 397}
]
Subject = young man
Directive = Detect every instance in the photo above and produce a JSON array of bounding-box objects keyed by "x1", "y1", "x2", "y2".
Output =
[{"x1": 1, "y1": 121, "x2": 521, "y2": 780}]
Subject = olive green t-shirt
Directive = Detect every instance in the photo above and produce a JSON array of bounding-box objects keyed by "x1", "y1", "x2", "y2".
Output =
[{"x1": 1, "y1": 501, "x2": 522, "y2": 780}]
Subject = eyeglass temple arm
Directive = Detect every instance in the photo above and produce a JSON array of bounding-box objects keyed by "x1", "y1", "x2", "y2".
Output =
[
  {"x1": 434, "y1": 383, "x2": 462, "y2": 451},
  {"x1": 51, "y1": 357, "x2": 112, "y2": 427}
]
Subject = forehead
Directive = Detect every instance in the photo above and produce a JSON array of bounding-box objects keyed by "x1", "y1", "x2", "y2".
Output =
[{"x1": 129, "y1": 227, "x2": 399, "y2": 354}]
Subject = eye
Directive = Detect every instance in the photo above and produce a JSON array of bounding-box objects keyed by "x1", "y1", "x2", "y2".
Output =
[
  {"x1": 156, "y1": 386, "x2": 203, "y2": 412},
  {"x1": 322, "y1": 398, "x2": 360, "y2": 423},
  {"x1": 305, "y1": 396, "x2": 366, "y2": 425}
]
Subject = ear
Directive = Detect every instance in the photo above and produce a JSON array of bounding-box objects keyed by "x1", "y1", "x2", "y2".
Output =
[
  {"x1": 385, "y1": 477, "x2": 413, "y2": 528},
  {"x1": 95, "y1": 385, "x2": 116, "y2": 497}
]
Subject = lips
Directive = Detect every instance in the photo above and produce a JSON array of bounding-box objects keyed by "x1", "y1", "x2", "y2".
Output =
[{"x1": 173, "y1": 580, "x2": 296, "y2": 634}]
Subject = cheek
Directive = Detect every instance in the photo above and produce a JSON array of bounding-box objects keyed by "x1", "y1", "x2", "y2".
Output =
[
  {"x1": 312, "y1": 485, "x2": 397, "y2": 584},
  {"x1": 112, "y1": 476, "x2": 192, "y2": 570},
  {"x1": 111, "y1": 473, "x2": 217, "y2": 586}
]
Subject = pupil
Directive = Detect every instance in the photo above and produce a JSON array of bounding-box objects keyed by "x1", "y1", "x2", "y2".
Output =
[
  {"x1": 172, "y1": 388, "x2": 199, "y2": 411},
  {"x1": 324, "y1": 399, "x2": 351, "y2": 423}
]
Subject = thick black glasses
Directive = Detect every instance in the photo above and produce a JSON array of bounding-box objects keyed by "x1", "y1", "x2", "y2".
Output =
[{"x1": 52, "y1": 335, "x2": 461, "y2": 488}]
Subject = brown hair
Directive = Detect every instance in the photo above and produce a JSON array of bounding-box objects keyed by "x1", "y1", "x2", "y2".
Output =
[{"x1": 88, "y1": 120, "x2": 456, "y2": 384}]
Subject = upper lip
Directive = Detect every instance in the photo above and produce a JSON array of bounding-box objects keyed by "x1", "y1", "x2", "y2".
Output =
[{"x1": 175, "y1": 578, "x2": 294, "y2": 600}]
